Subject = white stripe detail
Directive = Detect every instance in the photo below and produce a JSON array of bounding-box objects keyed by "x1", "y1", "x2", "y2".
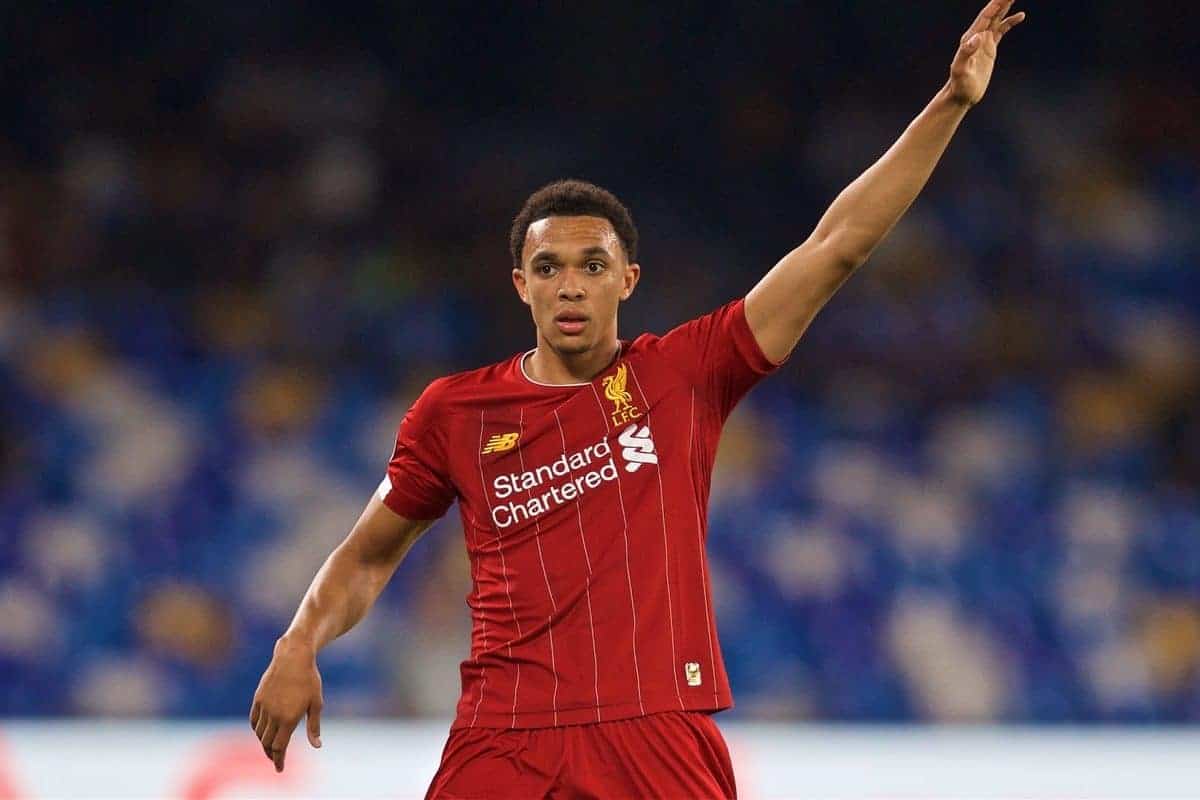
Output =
[
  {"x1": 588, "y1": 382, "x2": 645, "y2": 716},
  {"x1": 375, "y1": 475, "x2": 391, "y2": 503},
  {"x1": 518, "y1": 407, "x2": 560, "y2": 725},
  {"x1": 554, "y1": 408, "x2": 602, "y2": 722},
  {"x1": 475, "y1": 409, "x2": 523, "y2": 727},
  {"x1": 626, "y1": 363, "x2": 685, "y2": 710},
  {"x1": 688, "y1": 388, "x2": 720, "y2": 706},
  {"x1": 470, "y1": 424, "x2": 490, "y2": 727}
]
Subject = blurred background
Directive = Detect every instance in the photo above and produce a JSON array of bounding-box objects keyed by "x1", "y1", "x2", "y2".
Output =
[{"x1": 2, "y1": 0, "x2": 1198, "y2": 738}]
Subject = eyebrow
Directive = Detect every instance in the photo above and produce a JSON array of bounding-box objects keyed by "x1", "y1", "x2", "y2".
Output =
[{"x1": 531, "y1": 245, "x2": 613, "y2": 262}]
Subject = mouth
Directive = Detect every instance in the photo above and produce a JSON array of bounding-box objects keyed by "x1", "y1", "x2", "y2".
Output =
[{"x1": 553, "y1": 311, "x2": 589, "y2": 335}]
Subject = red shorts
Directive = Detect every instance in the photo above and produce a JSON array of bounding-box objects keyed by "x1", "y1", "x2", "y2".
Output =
[{"x1": 425, "y1": 710, "x2": 737, "y2": 799}]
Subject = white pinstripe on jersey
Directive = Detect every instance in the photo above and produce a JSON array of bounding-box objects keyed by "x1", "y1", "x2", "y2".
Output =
[
  {"x1": 518, "y1": 406, "x2": 560, "y2": 725},
  {"x1": 626, "y1": 363, "x2": 686, "y2": 710},
  {"x1": 475, "y1": 409, "x2": 523, "y2": 727},
  {"x1": 587, "y1": 382, "x2": 645, "y2": 716},
  {"x1": 552, "y1": 408, "x2": 602, "y2": 721},
  {"x1": 687, "y1": 388, "x2": 720, "y2": 706},
  {"x1": 469, "y1": 421, "x2": 491, "y2": 727}
]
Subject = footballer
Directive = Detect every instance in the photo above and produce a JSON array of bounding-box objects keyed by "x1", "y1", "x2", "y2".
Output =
[{"x1": 251, "y1": 3, "x2": 1026, "y2": 797}]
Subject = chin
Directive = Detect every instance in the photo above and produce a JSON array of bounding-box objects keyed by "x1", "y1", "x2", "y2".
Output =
[{"x1": 547, "y1": 334, "x2": 594, "y2": 356}]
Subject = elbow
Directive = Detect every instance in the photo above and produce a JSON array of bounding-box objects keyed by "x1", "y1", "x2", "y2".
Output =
[
  {"x1": 813, "y1": 231, "x2": 870, "y2": 273},
  {"x1": 835, "y1": 247, "x2": 870, "y2": 273}
]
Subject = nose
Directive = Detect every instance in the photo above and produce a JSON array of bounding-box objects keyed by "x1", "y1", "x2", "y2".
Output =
[{"x1": 557, "y1": 272, "x2": 585, "y2": 301}]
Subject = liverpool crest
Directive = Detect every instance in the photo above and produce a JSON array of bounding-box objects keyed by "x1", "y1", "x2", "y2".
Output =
[{"x1": 602, "y1": 363, "x2": 642, "y2": 427}]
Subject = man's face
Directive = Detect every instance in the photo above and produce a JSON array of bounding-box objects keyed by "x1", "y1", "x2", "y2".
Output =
[{"x1": 512, "y1": 215, "x2": 640, "y2": 356}]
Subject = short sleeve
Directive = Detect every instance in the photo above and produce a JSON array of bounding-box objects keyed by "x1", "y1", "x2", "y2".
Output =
[
  {"x1": 377, "y1": 381, "x2": 456, "y2": 520},
  {"x1": 656, "y1": 297, "x2": 785, "y2": 419}
]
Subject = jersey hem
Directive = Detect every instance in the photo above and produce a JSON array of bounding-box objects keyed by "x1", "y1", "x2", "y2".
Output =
[
  {"x1": 449, "y1": 692, "x2": 734, "y2": 730},
  {"x1": 381, "y1": 479, "x2": 452, "y2": 521},
  {"x1": 731, "y1": 297, "x2": 790, "y2": 372}
]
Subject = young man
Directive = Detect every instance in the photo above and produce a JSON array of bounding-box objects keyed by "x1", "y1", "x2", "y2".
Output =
[{"x1": 250, "y1": 3, "x2": 1025, "y2": 796}]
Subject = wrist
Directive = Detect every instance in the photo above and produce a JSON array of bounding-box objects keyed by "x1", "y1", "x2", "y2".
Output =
[
  {"x1": 938, "y1": 81, "x2": 976, "y2": 111},
  {"x1": 275, "y1": 631, "x2": 319, "y2": 658}
]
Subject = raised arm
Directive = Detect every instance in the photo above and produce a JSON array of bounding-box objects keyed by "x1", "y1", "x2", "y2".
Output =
[
  {"x1": 744, "y1": 0, "x2": 1026, "y2": 364},
  {"x1": 249, "y1": 492, "x2": 436, "y2": 772}
]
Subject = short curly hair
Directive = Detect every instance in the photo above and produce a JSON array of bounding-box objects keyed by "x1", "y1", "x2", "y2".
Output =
[{"x1": 509, "y1": 179, "x2": 638, "y2": 268}]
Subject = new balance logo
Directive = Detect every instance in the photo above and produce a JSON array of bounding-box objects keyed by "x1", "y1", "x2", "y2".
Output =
[
  {"x1": 618, "y1": 423, "x2": 657, "y2": 472},
  {"x1": 482, "y1": 432, "x2": 520, "y2": 454}
]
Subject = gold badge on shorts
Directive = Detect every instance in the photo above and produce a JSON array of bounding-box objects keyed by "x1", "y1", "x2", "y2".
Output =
[{"x1": 685, "y1": 661, "x2": 702, "y2": 686}]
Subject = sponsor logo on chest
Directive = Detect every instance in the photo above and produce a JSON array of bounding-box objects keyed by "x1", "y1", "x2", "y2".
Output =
[
  {"x1": 617, "y1": 423, "x2": 657, "y2": 472},
  {"x1": 487, "y1": 422, "x2": 658, "y2": 529}
]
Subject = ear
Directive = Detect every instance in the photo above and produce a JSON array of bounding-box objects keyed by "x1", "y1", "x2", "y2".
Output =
[
  {"x1": 620, "y1": 262, "x2": 641, "y2": 301},
  {"x1": 512, "y1": 267, "x2": 529, "y2": 305}
]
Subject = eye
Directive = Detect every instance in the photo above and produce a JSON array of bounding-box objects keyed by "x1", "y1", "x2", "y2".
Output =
[
  {"x1": 535, "y1": 263, "x2": 557, "y2": 276},
  {"x1": 585, "y1": 261, "x2": 605, "y2": 274}
]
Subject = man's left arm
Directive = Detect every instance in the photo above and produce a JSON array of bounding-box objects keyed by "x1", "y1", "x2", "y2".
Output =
[{"x1": 745, "y1": 0, "x2": 1026, "y2": 364}]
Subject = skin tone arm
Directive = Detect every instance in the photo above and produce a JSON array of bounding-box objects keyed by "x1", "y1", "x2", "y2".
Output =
[
  {"x1": 744, "y1": 0, "x2": 1027, "y2": 364},
  {"x1": 249, "y1": 494, "x2": 436, "y2": 772}
]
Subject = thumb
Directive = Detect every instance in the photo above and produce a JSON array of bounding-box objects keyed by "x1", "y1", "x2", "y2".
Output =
[{"x1": 306, "y1": 701, "x2": 323, "y2": 748}]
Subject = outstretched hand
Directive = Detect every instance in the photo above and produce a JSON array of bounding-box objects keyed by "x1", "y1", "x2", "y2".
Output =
[{"x1": 948, "y1": 0, "x2": 1026, "y2": 106}]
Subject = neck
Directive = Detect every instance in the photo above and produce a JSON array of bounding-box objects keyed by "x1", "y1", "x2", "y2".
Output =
[{"x1": 526, "y1": 335, "x2": 621, "y2": 385}]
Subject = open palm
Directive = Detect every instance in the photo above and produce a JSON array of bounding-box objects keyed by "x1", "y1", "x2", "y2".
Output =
[{"x1": 949, "y1": 0, "x2": 1027, "y2": 106}]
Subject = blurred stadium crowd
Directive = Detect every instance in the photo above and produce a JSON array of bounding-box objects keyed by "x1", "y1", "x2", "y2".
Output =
[{"x1": 1, "y1": 4, "x2": 1198, "y2": 721}]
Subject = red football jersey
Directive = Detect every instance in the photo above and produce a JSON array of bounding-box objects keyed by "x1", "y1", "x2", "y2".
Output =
[{"x1": 380, "y1": 298, "x2": 781, "y2": 729}]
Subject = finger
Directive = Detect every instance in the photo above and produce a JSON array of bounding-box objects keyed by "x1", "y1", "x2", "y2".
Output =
[
  {"x1": 306, "y1": 700, "x2": 323, "y2": 748},
  {"x1": 254, "y1": 711, "x2": 270, "y2": 742},
  {"x1": 249, "y1": 701, "x2": 261, "y2": 731},
  {"x1": 967, "y1": 0, "x2": 1008, "y2": 35},
  {"x1": 964, "y1": 33, "x2": 983, "y2": 55},
  {"x1": 270, "y1": 724, "x2": 295, "y2": 773},
  {"x1": 990, "y1": 1, "x2": 1016, "y2": 30},
  {"x1": 954, "y1": 32, "x2": 983, "y2": 68},
  {"x1": 997, "y1": 12, "x2": 1026, "y2": 37},
  {"x1": 261, "y1": 718, "x2": 279, "y2": 760}
]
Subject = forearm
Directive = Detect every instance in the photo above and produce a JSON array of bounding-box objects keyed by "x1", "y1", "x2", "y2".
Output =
[
  {"x1": 744, "y1": 1, "x2": 1023, "y2": 365},
  {"x1": 813, "y1": 82, "x2": 970, "y2": 266},
  {"x1": 278, "y1": 543, "x2": 397, "y2": 653},
  {"x1": 276, "y1": 498, "x2": 433, "y2": 654}
]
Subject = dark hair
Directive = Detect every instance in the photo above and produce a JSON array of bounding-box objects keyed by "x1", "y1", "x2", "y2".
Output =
[{"x1": 509, "y1": 179, "x2": 638, "y2": 268}]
